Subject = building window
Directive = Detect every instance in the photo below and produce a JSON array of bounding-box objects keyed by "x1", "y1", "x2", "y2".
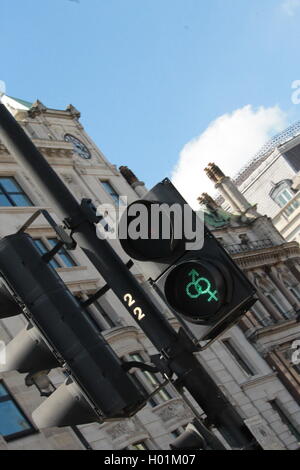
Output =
[
  {"x1": 131, "y1": 441, "x2": 149, "y2": 450},
  {"x1": 125, "y1": 441, "x2": 150, "y2": 450},
  {"x1": 33, "y1": 238, "x2": 77, "y2": 268},
  {"x1": 85, "y1": 297, "x2": 118, "y2": 331},
  {"x1": 0, "y1": 177, "x2": 33, "y2": 207},
  {"x1": 33, "y1": 239, "x2": 60, "y2": 269},
  {"x1": 277, "y1": 189, "x2": 294, "y2": 208},
  {"x1": 222, "y1": 339, "x2": 255, "y2": 376},
  {"x1": 269, "y1": 180, "x2": 299, "y2": 213},
  {"x1": 101, "y1": 181, "x2": 120, "y2": 205},
  {"x1": 269, "y1": 399, "x2": 300, "y2": 441},
  {"x1": 0, "y1": 382, "x2": 34, "y2": 441},
  {"x1": 48, "y1": 238, "x2": 76, "y2": 267},
  {"x1": 128, "y1": 353, "x2": 173, "y2": 407},
  {"x1": 92, "y1": 300, "x2": 117, "y2": 329}
]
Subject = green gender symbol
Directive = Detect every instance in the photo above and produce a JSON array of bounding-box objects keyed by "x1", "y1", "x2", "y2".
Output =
[{"x1": 186, "y1": 269, "x2": 218, "y2": 302}]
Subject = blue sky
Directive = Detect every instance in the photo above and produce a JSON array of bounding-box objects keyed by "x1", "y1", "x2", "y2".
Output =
[{"x1": 2, "y1": 0, "x2": 300, "y2": 205}]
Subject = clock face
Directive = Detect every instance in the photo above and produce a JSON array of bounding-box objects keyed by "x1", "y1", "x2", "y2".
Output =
[{"x1": 64, "y1": 134, "x2": 91, "y2": 160}]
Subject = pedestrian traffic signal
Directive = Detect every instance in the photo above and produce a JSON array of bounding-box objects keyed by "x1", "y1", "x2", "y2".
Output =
[
  {"x1": 0, "y1": 101, "x2": 262, "y2": 449},
  {"x1": 164, "y1": 259, "x2": 227, "y2": 321},
  {"x1": 119, "y1": 178, "x2": 256, "y2": 347}
]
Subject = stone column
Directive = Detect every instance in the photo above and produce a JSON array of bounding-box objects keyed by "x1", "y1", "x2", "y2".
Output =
[
  {"x1": 245, "y1": 310, "x2": 260, "y2": 328},
  {"x1": 256, "y1": 290, "x2": 283, "y2": 322},
  {"x1": 285, "y1": 259, "x2": 300, "y2": 283},
  {"x1": 214, "y1": 183, "x2": 241, "y2": 212},
  {"x1": 268, "y1": 266, "x2": 300, "y2": 311},
  {"x1": 247, "y1": 270, "x2": 282, "y2": 322},
  {"x1": 250, "y1": 300, "x2": 274, "y2": 326},
  {"x1": 239, "y1": 315, "x2": 254, "y2": 333}
]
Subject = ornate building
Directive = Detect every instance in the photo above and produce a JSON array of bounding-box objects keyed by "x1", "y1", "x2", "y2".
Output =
[
  {"x1": 200, "y1": 163, "x2": 300, "y2": 425},
  {"x1": 0, "y1": 96, "x2": 299, "y2": 450},
  {"x1": 215, "y1": 122, "x2": 300, "y2": 243}
]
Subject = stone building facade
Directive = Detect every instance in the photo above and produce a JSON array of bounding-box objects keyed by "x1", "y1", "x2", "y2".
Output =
[
  {"x1": 215, "y1": 122, "x2": 300, "y2": 244},
  {"x1": 0, "y1": 96, "x2": 299, "y2": 450}
]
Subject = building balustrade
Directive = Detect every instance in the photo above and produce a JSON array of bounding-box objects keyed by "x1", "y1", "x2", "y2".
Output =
[{"x1": 225, "y1": 239, "x2": 274, "y2": 254}]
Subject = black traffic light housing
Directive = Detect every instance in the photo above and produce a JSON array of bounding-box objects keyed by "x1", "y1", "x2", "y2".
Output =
[
  {"x1": 169, "y1": 419, "x2": 225, "y2": 450},
  {"x1": 0, "y1": 231, "x2": 147, "y2": 427},
  {"x1": 119, "y1": 178, "x2": 256, "y2": 348}
]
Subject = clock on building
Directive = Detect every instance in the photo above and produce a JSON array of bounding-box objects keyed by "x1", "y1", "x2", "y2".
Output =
[{"x1": 64, "y1": 134, "x2": 91, "y2": 160}]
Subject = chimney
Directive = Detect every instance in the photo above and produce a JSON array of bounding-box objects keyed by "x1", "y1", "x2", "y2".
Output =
[
  {"x1": 198, "y1": 193, "x2": 219, "y2": 213},
  {"x1": 204, "y1": 163, "x2": 225, "y2": 183},
  {"x1": 204, "y1": 163, "x2": 258, "y2": 216},
  {"x1": 119, "y1": 166, "x2": 147, "y2": 197}
]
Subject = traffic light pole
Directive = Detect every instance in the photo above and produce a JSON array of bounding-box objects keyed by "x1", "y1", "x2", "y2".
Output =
[{"x1": 0, "y1": 102, "x2": 259, "y2": 449}]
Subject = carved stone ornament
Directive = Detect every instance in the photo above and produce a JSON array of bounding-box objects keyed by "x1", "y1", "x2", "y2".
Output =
[
  {"x1": 155, "y1": 399, "x2": 193, "y2": 423},
  {"x1": 61, "y1": 173, "x2": 74, "y2": 184},
  {"x1": 28, "y1": 100, "x2": 47, "y2": 118},
  {"x1": 66, "y1": 104, "x2": 81, "y2": 120},
  {"x1": 60, "y1": 173, "x2": 90, "y2": 200},
  {"x1": 105, "y1": 418, "x2": 144, "y2": 441},
  {"x1": 244, "y1": 416, "x2": 284, "y2": 450}
]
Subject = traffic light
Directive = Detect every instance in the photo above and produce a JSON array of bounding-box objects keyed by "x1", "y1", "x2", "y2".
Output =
[
  {"x1": 170, "y1": 424, "x2": 206, "y2": 450},
  {"x1": 0, "y1": 231, "x2": 147, "y2": 428},
  {"x1": 119, "y1": 178, "x2": 256, "y2": 347},
  {"x1": 169, "y1": 418, "x2": 226, "y2": 450},
  {"x1": 0, "y1": 101, "x2": 260, "y2": 449}
]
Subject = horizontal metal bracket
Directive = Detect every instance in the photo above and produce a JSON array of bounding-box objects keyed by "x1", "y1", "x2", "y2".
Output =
[{"x1": 17, "y1": 209, "x2": 76, "y2": 250}]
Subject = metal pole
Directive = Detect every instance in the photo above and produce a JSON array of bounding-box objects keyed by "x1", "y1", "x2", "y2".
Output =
[{"x1": 0, "y1": 102, "x2": 259, "y2": 449}]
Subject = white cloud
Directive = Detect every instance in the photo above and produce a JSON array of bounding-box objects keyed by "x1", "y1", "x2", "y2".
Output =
[
  {"x1": 171, "y1": 105, "x2": 288, "y2": 208},
  {"x1": 282, "y1": 0, "x2": 300, "y2": 16}
]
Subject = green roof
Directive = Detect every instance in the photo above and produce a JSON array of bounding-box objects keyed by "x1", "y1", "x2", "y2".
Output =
[
  {"x1": 8, "y1": 96, "x2": 33, "y2": 109},
  {"x1": 202, "y1": 207, "x2": 232, "y2": 228}
]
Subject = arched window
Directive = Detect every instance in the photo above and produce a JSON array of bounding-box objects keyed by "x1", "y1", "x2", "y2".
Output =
[{"x1": 269, "y1": 180, "x2": 299, "y2": 213}]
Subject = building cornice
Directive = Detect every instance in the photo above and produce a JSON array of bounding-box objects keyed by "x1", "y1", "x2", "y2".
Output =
[
  {"x1": 241, "y1": 372, "x2": 278, "y2": 390},
  {"x1": 0, "y1": 206, "x2": 53, "y2": 215},
  {"x1": 250, "y1": 319, "x2": 300, "y2": 343},
  {"x1": 31, "y1": 138, "x2": 74, "y2": 161},
  {"x1": 231, "y1": 242, "x2": 300, "y2": 270},
  {"x1": 28, "y1": 107, "x2": 77, "y2": 121}
]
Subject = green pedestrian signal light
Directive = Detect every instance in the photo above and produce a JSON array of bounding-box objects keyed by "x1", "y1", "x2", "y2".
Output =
[
  {"x1": 163, "y1": 260, "x2": 228, "y2": 325},
  {"x1": 185, "y1": 270, "x2": 218, "y2": 302}
]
